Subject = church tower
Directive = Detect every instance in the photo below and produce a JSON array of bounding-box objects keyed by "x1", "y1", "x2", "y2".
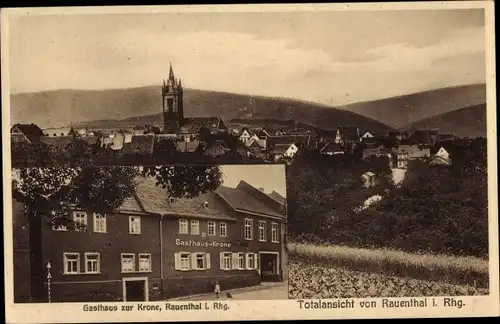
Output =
[{"x1": 162, "y1": 63, "x2": 184, "y2": 133}]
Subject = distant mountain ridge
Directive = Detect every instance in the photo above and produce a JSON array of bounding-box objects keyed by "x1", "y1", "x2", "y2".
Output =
[
  {"x1": 10, "y1": 87, "x2": 393, "y2": 133},
  {"x1": 403, "y1": 104, "x2": 486, "y2": 138},
  {"x1": 339, "y1": 84, "x2": 486, "y2": 129}
]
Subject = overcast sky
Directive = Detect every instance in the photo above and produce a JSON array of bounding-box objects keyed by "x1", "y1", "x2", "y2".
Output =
[
  {"x1": 8, "y1": 9, "x2": 486, "y2": 105},
  {"x1": 220, "y1": 165, "x2": 286, "y2": 197}
]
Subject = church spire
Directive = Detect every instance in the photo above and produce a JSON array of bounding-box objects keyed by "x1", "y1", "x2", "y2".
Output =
[
  {"x1": 169, "y1": 62, "x2": 175, "y2": 80},
  {"x1": 178, "y1": 78, "x2": 182, "y2": 87}
]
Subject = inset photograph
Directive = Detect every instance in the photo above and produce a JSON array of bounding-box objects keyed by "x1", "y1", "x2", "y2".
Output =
[{"x1": 11, "y1": 164, "x2": 287, "y2": 302}]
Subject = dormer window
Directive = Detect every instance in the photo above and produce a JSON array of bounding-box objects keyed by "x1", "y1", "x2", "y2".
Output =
[
  {"x1": 203, "y1": 201, "x2": 209, "y2": 208},
  {"x1": 169, "y1": 197, "x2": 176, "y2": 204}
]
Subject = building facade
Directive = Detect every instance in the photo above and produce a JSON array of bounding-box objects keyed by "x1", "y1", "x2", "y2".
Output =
[{"x1": 13, "y1": 176, "x2": 286, "y2": 303}]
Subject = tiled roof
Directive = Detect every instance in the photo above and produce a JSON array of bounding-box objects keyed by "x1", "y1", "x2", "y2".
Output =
[
  {"x1": 181, "y1": 117, "x2": 223, "y2": 133},
  {"x1": 268, "y1": 191, "x2": 285, "y2": 206},
  {"x1": 40, "y1": 136, "x2": 75, "y2": 146},
  {"x1": 42, "y1": 127, "x2": 74, "y2": 137},
  {"x1": 12, "y1": 123, "x2": 45, "y2": 142},
  {"x1": 118, "y1": 194, "x2": 145, "y2": 213},
  {"x1": 121, "y1": 135, "x2": 155, "y2": 155},
  {"x1": 134, "y1": 176, "x2": 235, "y2": 221},
  {"x1": 266, "y1": 135, "x2": 310, "y2": 147},
  {"x1": 215, "y1": 181, "x2": 284, "y2": 218},
  {"x1": 269, "y1": 144, "x2": 290, "y2": 155},
  {"x1": 320, "y1": 141, "x2": 344, "y2": 153}
]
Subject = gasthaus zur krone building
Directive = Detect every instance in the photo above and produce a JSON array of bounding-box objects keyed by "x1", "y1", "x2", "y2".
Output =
[{"x1": 13, "y1": 176, "x2": 286, "y2": 302}]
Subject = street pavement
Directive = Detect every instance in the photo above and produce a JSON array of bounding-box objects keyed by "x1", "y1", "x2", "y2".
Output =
[{"x1": 169, "y1": 282, "x2": 289, "y2": 301}]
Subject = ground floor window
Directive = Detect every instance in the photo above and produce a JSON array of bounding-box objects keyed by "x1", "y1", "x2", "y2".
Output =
[
  {"x1": 179, "y1": 253, "x2": 190, "y2": 271},
  {"x1": 174, "y1": 252, "x2": 211, "y2": 271},
  {"x1": 246, "y1": 253, "x2": 255, "y2": 270},
  {"x1": 139, "y1": 254, "x2": 152, "y2": 272},
  {"x1": 220, "y1": 252, "x2": 232, "y2": 270},
  {"x1": 63, "y1": 253, "x2": 80, "y2": 274},
  {"x1": 121, "y1": 253, "x2": 135, "y2": 273},
  {"x1": 85, "y1": 253, "x2": 100, "y2": 274},
  {"x1": 238, "y1": 253, "x2": 245, "y2": 270}
]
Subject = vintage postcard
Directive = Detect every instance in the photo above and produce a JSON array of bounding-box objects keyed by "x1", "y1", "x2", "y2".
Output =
[{"x1": 2, "y1": 2, "x2": 499, "y2": 323}]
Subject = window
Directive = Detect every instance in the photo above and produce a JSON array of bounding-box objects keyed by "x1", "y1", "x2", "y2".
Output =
[
  {"x1": 195, "y1": 253, "x2": 206, "y2": 270},
  {"x1": 93, "y1": 213, "x2": 106, "y2": 233},
  {"x1": 85, "y1": 253, "x2": 100, "y2": 274},
  {"x1": 190, "y1": 220, "x2": 199, "y2": 235},
  {"x1": 139, "y1": 254, "x2": 152, "y2": 272},
  {"x1": 258, "y1": 221, "x2": 266, "y2": 241},
  {"x1": 271, "y1": 223, "x2": 279, "y2": 243},
  {"x1": 246, "y1": 253, "x2": 255, "y2": 270},
  {"x1": 208, "y1": 221, "x2": 216, "y2": 236},
  {"x1": 180, "y1": 253, "x2": 190, "y2": 271},
  {"x1": 179, "y1": 219, "x2": 188, "y2": 234},
  {"x1": 220, "y1": 222, "x2": 227, "y2": 237},
  {"x1": 244, "y1": 219, "x2": 253, "y2": 240},
  {"x1": 169, "y1": 197, "x2": 176, "y2": 204},
  {"x1": 63, "y1": 253, "x2": 80, "y2": 274},
  {"x1": 220, "y1": 252, "x2": 231, "y2": 270},
  {"x1": 73, "y1": 211, "x2": 87, "y2": 231},
  {"x1": 203, "y1": 201, "x2": 209, "y2": 208},
  {"x1": 121, "y1": 253, "x2": 135, "y2": 272},
  {"x1": 238, "y1": 253, "x2": 245, "y2": 270},
  {"x1": 129, "y1": 216, "x2": 141, "y2": 234}
]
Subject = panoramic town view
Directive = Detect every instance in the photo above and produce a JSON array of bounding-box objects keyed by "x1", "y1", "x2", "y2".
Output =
[{"x1": 7, "y1": 8, "x2": 489, "y2": 302}]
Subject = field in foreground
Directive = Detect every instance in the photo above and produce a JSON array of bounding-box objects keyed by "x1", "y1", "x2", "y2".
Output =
[
  {"x1": 288, "y1": 258, "x2": 489, "y2": 299},
  {"x1": 288, "y1": 242, "x2": 489, "y2": 288}
]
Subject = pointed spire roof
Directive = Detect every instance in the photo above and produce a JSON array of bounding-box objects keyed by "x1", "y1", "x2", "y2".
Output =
[{"x1": 169, "y1": 62, "x2": 175, "y2": 79}]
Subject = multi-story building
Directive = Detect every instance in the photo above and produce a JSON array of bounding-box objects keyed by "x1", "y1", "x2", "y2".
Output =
[{"x1": 13, "y1": 176, "x2": 286, "y2": 302}]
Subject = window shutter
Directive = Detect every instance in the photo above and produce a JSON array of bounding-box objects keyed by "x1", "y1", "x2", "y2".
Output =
[
  {"x1": 253, "y1": 253, "x2": 258, "y2": 271},
  {"x1": 232, "y1": 253, "x2": 238, "y2": 270},
  {"x1": 219, "y1": 252, "x2": 224, "y2": 270},
  {"x1": 191, "y1": 253, "x2": 197, "y2": 270},
  {"x1": 206, "y1": 253, "x2": 211, "y2": 270},
  {"x1": 174, "y1": 253, "x2": 180, "y2": 271}
]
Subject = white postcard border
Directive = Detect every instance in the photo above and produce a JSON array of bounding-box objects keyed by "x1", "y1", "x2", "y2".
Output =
[{"x1": 2, "y1": 1, "x2": 499, "y2": 322}]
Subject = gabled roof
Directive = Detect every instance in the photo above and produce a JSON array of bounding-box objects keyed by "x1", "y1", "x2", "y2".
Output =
[
  {"x1": 11, "y1": 123, "x2": 45, "y2": 142},
  {"x1": 133, "y1": 176, "x2": 235, "y2": 221},
  {"x1": 268, "y1": 191, "x2": 285, "y2": 206},
  {"x1": 320, "y1": 141, "x2": 344, "y2": 153},
  {"x1": 121, "y1": 135, "x2": 155, "y2": 155},
  {"x1": 216, "y1": 181, "x2": 283, "y2": 218},
  {"x1": 362, "y1": 171, "x2": 376, "y2": 178}
]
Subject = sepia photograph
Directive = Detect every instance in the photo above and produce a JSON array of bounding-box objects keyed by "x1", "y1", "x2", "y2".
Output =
[
  {"x1": 12, "y1": 164, "x2": 288, "y2": 303},
  {"x1": 2, "y1": 2, "x2": 498, "y2": 323}
]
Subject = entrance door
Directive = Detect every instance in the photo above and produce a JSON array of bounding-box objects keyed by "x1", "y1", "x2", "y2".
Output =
[
  {"x1": 260, "y1": 253, "x2": 279, "y2": 282},
  {"x1": 124, "y1": 280, "x2": 146, "y2": 301}
]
